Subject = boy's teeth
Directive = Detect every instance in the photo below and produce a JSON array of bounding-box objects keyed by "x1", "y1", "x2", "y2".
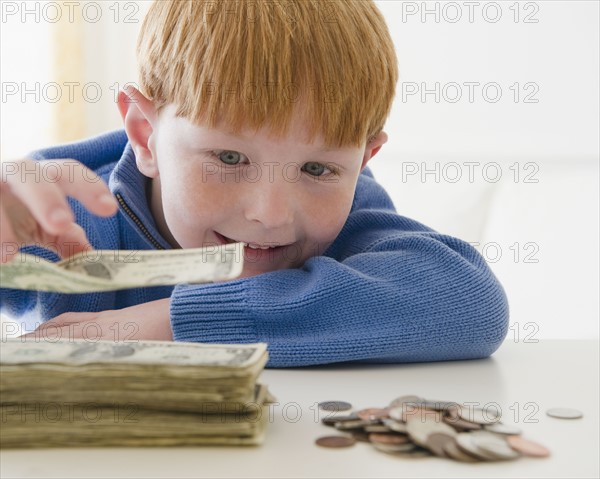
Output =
[{"x1": 245, "y1": 243, "x2": 271, "y2": 250}]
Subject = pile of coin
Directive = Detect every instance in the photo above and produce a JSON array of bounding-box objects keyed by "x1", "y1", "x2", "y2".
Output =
[{"x1": 315, "y1": 396, "x2": 555, "y2": 462}]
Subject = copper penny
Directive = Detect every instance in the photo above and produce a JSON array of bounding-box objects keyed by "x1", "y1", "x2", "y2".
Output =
[
  {"x1": 368, "y1": 433, "x2": 410, "y2": 445},
  {"x1": 315, "y1": 435, "x2": 356, "y2": 448},
  {"x1": 357, "y1": 407, "x2": 390, "y2": 421},
  {"x1": 506, "y1": 435, "x2": 551, "y2": 457}
]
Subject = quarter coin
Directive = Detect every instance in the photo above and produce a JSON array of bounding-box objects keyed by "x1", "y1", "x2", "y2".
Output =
[
  {"x1": 442, "y1": 438, "x2": 480, "y2": 463},
  {"x1": 474, "y1": 431, "x2": 521, "y2": 460},
  {"x1": 455, "y1": 432, "x2": 498, "y2": 461},
  {"x1": 425, "y1": 432, "x2": 455, "y2": 457}
]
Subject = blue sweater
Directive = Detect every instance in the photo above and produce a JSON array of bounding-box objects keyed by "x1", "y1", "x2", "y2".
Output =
[{"x1": 0, "y1": 130, "x2": 509, "y2": 367}]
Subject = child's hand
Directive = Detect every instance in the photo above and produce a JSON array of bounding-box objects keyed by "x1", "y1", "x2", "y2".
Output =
[
  {"x1": 20, "y1": 298, "x2": 173, "y2": 342},
  {"x1": 0, "y1": 158, "x2": 118, "y2": 263}
]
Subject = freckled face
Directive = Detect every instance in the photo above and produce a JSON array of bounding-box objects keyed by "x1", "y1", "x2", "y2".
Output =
[{"x1": 148, "y1": 105, "x2": 366, "y2": 278}]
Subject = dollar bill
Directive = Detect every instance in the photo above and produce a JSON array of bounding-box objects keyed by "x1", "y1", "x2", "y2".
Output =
[
  {"x1": 0, "y1": 242, "x2": 244, "y2": 292},
  {"x1": 1, "y1": 384, "x2": 275, "y2": 448},
  {"x1": 0, "y1": 339, "x2": 274, "y2": 448},
  {"x1": 1, "y1": 339, "x2": 269, "y2": 411}
]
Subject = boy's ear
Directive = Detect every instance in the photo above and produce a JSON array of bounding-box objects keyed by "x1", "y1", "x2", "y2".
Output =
[
  {"x1": 360, "y1": 131, "x2": 388, "y2": 172},
  {"x1": 117, "y1": 86, "x2": 159, "y2": 178}
]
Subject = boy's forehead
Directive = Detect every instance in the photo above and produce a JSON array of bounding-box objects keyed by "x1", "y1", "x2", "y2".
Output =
[{"x1": 162, "y1": 104, "x2": 354, "y2": 154}]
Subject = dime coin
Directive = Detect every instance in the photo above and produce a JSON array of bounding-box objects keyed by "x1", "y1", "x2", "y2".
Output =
[
  {"x1": 318, "y1": 401, "x2": 353, "y2": 412},
  {"x1": 506, "y1": 435, "x2": 551, "y2": 457},
  {"x1": 484, "y1": 423, "x2": 522, "y2": 435},
  {"x1": 546, "y1": 408, "x2": 583, "y2": 419},
  {"x1": 315, "y1": 436, "x2": 356, "y2": 448}
]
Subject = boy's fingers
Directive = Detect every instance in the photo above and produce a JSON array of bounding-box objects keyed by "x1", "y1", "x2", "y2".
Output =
[
  {"x1": 49, "y1": 160, "x2": 119, "y2": 217},
  {"x1": 3, "y1": 159, "x2": 118, "y2": 237},
  {"x1": 3, "y1": 159, "x2": 75, "y2": 236},
  {"x1": 0, "y1": 209, "x2": 18, "y2": 263},
  {"x1": 54, "y1": 222, "x2": 93, "y2": 259}
]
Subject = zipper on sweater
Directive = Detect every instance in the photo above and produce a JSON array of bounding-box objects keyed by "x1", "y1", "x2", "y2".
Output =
[{"x1": 115, "y1": 193, "x2": 164, "y2": 250}]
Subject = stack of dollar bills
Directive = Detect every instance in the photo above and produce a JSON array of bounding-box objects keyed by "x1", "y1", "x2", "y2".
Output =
[{"x1": 0, "y1": 338, "x2": 273, "y2": 448}]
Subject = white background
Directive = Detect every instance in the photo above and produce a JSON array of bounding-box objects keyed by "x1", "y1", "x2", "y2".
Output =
[{"x1": 1, "y1": 1, "x2": 598, "y2": 339}]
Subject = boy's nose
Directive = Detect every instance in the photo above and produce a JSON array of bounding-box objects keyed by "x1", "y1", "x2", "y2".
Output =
[{"x1": 242, "y1": 179, "x2": 295, "y2": 229}]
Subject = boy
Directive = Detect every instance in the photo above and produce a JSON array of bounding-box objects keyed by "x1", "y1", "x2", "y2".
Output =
[{"x1": 0, "y1": 0, "x2": 508, "y2": 367}]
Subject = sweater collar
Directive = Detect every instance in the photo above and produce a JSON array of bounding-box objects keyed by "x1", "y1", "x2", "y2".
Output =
[{"x1": 108, "y1": 142, "x2": 173, "y2": 250}]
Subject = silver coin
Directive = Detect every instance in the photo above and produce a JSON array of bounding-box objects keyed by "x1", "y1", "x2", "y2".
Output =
[
  {"x1": 334, "y1": 419, "x2": 378, "y2": 430},
  {"x1": 373, "y1": 442, "x2": 417, "y2": 454},
  {"x1": 455, "y1": 432, "x2": 499, "y2": 461},
  {"x1": 418, "y1": 399, "x2": 462, "y2": 412},
  {"x1": 406, "y1": 414, "x2": 457, "y2": 447},
  {"x1": 318, "y1": 401, "x2": 353, "y2": 412},
  {"x1": 473, "y1": 431, "x2": 521, "y2": 461},
  {"x1": 389, "y1": 404, "x2": 442, "y2": 423},
  {"x1": 484, "y1": 423, "x2": 523, "y2": 435},
  {"x1": 381, "y1": 418, "x2": 408, "y2": 433},
  {"x1": 425, "y1": 432, "x2": 456, "y2": 457},
  {"x1": 388, "y1": 406, "x2": 405, "y2": 422},
  {"x1": 442, "y1": 437, "x2": 480, "y2": 463},
  {"x1": 546, "y1": 408, "x2": 583, "y2": 419},
  {"x1": 442, "y1": 415, "x2": 483, "y2": 432},
  {"x1": 457, "y1": 406, "x2": 501, "y2": 425},
  {"x1": 322, "y1": 413, "x2": 359, "y2": 426}
]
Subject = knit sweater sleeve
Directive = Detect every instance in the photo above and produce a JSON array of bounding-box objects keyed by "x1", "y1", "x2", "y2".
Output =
[{"x1": 170, "y1": 168, "x2": 510, "y2": 368}]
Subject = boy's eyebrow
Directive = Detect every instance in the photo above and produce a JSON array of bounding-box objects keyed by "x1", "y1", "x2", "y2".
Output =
[{"x1": 220, "y1": 129, "x2": 341, "y2": 154}]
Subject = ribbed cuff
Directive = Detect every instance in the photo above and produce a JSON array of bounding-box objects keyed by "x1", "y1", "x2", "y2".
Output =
[{"x1": 169, "y1": 281, "x2": 258, "y2": 343}]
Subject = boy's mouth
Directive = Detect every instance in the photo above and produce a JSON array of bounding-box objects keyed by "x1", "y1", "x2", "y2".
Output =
[{"x1": 214, "y1": 232, "x2": 292, "y2": 251}]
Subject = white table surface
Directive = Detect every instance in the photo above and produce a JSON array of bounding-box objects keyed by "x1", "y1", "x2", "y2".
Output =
[{"x1": 1, "y1": 339, "x2": 598, "y2": 479}]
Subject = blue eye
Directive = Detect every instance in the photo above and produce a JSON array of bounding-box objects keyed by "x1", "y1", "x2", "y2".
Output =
[
  {"x1": 218, "y1": 151, "x2": 242, "y2": 165},
  {"x1": 302, "y1": 162, "x2": 328, "y2": 177}
]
